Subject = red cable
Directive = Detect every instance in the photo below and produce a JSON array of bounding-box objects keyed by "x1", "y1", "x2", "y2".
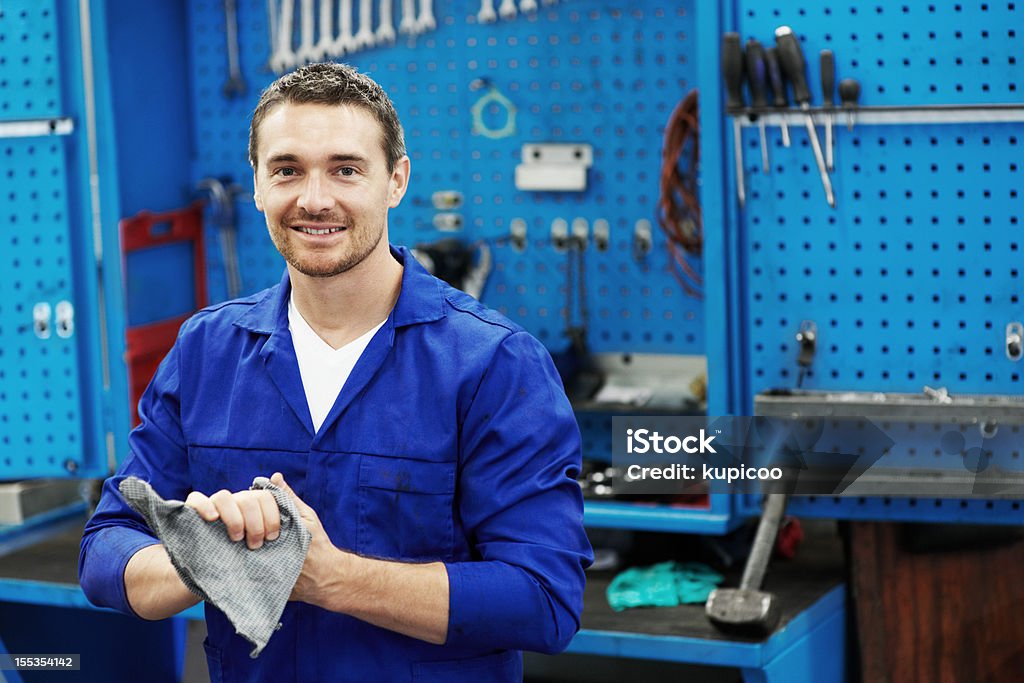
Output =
[{"x1": 657, "y1": 90, "x2": 703, "y2": 298}]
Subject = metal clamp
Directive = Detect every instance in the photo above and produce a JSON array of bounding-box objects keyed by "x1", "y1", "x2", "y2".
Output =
[
  {"x1": 509, "y1": 218, "x2": 527, "y2": 253},
  {"x1": 796, "y1": 321, "x2": 817, "y2": 368},
  {"x1": 33, "y1": 302, "x2": 52, "y2": 339},
  {"x1": 55, "y1": 301, "x2": 75, "y2": 338},
  {"x1": 1007, "y1": 323, "x2": 1023, "y2": 361}
]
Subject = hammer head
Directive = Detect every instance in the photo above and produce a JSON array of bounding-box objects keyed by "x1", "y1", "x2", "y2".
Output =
[{"x1": 705, "y1": 587, "x2": 781, "y2": 638}]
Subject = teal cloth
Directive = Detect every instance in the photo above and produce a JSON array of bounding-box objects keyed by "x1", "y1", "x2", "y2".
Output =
[{"x1": 606, "y1": 561, "x2": 724, "y2": 612}]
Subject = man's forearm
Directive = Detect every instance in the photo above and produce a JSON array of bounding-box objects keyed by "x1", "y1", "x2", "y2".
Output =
[
  {"x1": 314, "y1": 548, "x2": 449, "y2": 645},
  {"x1": 124, "y1": 544, "x2": 200, "y2": 620}
]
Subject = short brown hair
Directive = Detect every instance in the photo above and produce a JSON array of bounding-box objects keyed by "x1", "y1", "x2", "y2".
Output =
[{"x1": 248, "y1": 63, "x2": 406, "y2": 173}]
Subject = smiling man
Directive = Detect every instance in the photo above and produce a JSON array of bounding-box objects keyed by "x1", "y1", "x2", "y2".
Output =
[{"x1": 80, "y1": 63, "x2": 592, "y2": 682}]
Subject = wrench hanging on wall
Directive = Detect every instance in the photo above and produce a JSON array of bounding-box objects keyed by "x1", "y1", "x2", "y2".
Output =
[{"x1": 268, "y1": 0, "x2": 443, "y2": 72}]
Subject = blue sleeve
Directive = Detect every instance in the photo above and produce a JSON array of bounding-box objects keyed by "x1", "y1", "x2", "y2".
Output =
[
  {"x1": 79, "y1": 338, "x2": 194, "y2": 616},
  {"x1": 445, "y1": 332, "x2": 593, "y2": 654}
]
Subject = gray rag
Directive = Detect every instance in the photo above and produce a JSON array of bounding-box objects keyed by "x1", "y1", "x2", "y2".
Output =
[{"x1": 118, "y1": 476, "x2": 312, "y2": 658}]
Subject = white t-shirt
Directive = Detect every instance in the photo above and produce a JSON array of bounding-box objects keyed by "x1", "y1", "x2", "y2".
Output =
[{"x1": 288, "y1": 295, "x2": 386, "y2": 433}]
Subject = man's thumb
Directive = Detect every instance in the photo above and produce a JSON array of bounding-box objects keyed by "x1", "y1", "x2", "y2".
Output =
[{"x1": 271, "y1": 472, "x2": 310, "y2": 513}]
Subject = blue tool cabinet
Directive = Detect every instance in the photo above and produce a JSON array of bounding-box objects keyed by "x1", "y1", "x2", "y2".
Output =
[{"x1": 0, "y1": 0, "x2": 1020, "y2": 680}]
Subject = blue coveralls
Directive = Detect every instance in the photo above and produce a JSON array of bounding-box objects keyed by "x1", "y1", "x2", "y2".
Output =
[{"x1": 80, "y1": 246, "x2": 593, "y2": 682}]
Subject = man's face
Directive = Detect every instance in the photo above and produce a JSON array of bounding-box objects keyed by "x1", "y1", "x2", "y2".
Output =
[{"x1": 252, "y1": 102, "x2": 409, "y2": 279}]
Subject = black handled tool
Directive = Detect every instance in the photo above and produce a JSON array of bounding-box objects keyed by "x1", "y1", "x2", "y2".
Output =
[
  {"x1": 764, "y1": 47, "x2": 791, "y2": 147},
  {"x1": 820, "y1": 49, "x2": 835, "y2": 171},
  {"x1": 839, "y1": 78, "x2": 861, "y2": 130},
  {"x1": 722, "y1": 33, "x2": 746, "y2": 208},
  {"x1": 746, "y1": 39, "x2": 770, "y2": 173},
  {"x1": 775, "y1": 26, "x2": 835, "y2": 208}
]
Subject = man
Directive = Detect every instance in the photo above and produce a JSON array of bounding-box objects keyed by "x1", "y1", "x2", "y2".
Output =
[{"x1": 80, "y1": 63, "x2": 592, "y2": 682}]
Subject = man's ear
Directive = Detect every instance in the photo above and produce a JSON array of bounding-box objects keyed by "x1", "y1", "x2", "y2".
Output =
[
  {"x1": 253, "y1": 172, "x2": 264, "y2": 212},
  {"x1": 387, "y1": 156, "x2": 411, "y2": 209}
]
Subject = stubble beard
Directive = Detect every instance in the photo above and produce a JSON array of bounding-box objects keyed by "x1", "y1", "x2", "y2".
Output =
[{"x1": 269, "y1": 216, "x2": 386, "y2": 279}]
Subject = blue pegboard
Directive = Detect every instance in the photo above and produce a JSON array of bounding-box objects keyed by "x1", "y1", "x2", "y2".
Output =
[
  {"x1": 725, "y1": 1, "x2": 1024, "y2": 523},
  {"x1": 733, "y1": 2, "x2": 1022, "y2": 396},
  {"x1": 186, "y1": 0, "x2": 705, "y2": 356},
  {"x1": 0, "y1": 1, "x2": 89, "y2": 479}
]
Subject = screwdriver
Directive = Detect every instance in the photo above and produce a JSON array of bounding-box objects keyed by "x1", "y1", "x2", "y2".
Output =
[
  {"x1": 839, "y1": 78, "x2": 861, "y2": 130},
  {"x1": 765, "y1": 47, "x2": 791, "y2": 147},
  {"x1": 722, "y1": 32, "x2": 746, "y2": 208},
  {"x1": 820, "y1": 49, "x2": 835, "y2": 171},
  {"x1": 775, "y1": 25, "x2": 835, "y2": 208},
  {"x1": 745, "y1": 39, "x2": 771, "y2": 173}
]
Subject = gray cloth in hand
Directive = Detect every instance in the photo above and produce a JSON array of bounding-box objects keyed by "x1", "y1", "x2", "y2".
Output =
[{"x1": 118, "y1": 476, "x2": 312, "y2": 658}]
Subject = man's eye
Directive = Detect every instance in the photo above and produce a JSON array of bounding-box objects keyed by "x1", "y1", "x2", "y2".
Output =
[
  {"x1": 275, "y1": 167, "x2": 297, "y2": 177},
  {"x1": 339, "y1": 167, "x2": 356, "y2": 176}
]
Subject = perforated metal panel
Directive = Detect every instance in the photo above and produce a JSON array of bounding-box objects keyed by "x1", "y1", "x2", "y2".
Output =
[
  {"x1": 0, "y1": 0, "x2": 87, "y2": 478},
  {"x1": 186, "y1": 0, "x2": 704, "y2": 355},
  {"x1": 735, "y1": 3, "x2": 1022, "y2": 396},
  {"x1": 729, "y1": 2, "x2": 1024, "y2": 522}
]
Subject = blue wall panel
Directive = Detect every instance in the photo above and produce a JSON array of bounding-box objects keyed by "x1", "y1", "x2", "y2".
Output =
[{"x1": 185, "y1": 0, "x2": 705, "y2": 357}]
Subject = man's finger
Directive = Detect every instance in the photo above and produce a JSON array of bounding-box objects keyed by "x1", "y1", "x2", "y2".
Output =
[
  {"x1": 257, "y1": 490, "x2": 282, "y2": 542},
  {"x1": 236, "y1": 491, "x2": 267, "y2": 550},
  {"x1": 210, "y1": 489, "x2": 245, "y2": 542},
  {"x1": 185, "y1": 491, "x2": 220, "y2": 522}
]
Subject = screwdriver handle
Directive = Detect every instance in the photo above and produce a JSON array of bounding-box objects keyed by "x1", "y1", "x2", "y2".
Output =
[
  {"x1": 745, "y1": 39, "x2": 769, "y2": 108},
  {"x1": 765, "y1": 47, "x2": 788, "y2": 108},
  {"x1": 722, "y1": 33, "x2": 745, "y2": 112},
  {"x1": 775, "y1": 26, "x2": 811, "y2": 106},
  {"x1": 820, "y1": 49, "x2": 835, "y2": 108},
  {"x1": 839, "y1": 78, "x2": 861, "y2": 109}
]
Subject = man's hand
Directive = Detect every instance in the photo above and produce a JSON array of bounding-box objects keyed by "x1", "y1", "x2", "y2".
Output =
[
  {"x1": 185, "y1": 487, "x2": 281, "y2": 550},
  {"x1": 268, "y1": 472, "x2": 339, "y2": 607}
]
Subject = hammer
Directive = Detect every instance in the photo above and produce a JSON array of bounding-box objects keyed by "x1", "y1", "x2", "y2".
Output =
[{"x1": 705, "y1": 493, "x2": 788, "y2": 637}]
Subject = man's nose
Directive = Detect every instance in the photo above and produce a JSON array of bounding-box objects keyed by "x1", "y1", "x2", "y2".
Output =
[{"x1": 297, "y1": 174, "x2": 333, "y2": 214}]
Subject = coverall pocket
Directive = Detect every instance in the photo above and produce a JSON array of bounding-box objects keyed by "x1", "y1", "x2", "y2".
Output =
[
  {"x1": 357, "y1": 453, "x2": 456, "y2": 561},
  {"x1": 412, "y1": 649, "x2": 521, "y2": 682}
]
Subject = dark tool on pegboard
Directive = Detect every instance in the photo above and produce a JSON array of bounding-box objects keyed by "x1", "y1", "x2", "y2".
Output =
[
  {"x1": 795, "y1": 320, "x2": 817, "y2": 388},
  {"x1": 223, "y1": 0, "x2": 247, "y2": 98},
  {"x1": 721, "y1": 33, "x2": 746, "y2": 208},
  {"x1": 705, "y1": 493, "x2": 788, "y2": 637},
  {"x1": 197, "y1": 178, "x2": 243, "y2": 299},
  {"x1": 745, "y1": 39, "x2": 771, "y2": 173},
  {"x1": 820, "y1": 49, "x2": 835, "y2": 171},
  {"x1": 765, "y1": 47, "x2": 791, "y2": 147},
  {"x1": 839, "y1": 78, "x2": 861, "y2": 131},
  {"x1": 775, "y1": 26, "x2": 836, "y2": 208}
]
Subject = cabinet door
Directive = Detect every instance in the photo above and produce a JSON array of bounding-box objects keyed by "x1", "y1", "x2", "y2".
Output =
[{"x1": 0, "y1": 0, "x2": 102, "y2": 479}]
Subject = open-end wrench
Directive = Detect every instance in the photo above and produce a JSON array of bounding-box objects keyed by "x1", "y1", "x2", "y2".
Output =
[
  {"x1": 296, "y1": 0, "x2": 316, "y2": 63},
  {"x1": 270, "y1": 0, "x2": 296, "y2": 72},
  {"x1": 519, "y1": 0, "x2": 538, "y2": 12},
  {"x1": 313, "y1": 0, "x2": 335, "y2": 60},
  {"x1": 333, "y1": 0, "x2": 356, "y2": 54},
  {"x1": 353, "y1": 0, "x2": 376, "y2": 49},
  {"x1": 415, "y1": 0, "x2": 435, "y2": 34},
  {"x1": 267, "y1": 0, "x2": 279, "y2": 59},
  {"x1": 376, "y1": 0, "x2": 396, "y2": 44},
  {"x1": 223, "y1": 0, "x2": 247, "y2": 97},
  {"x1": 477, "y1": 0, "x2": 497, "y2": 23},
  {"x1": 400, "y1": 0, "x2": 417, "y2": 34},
  {"x1": 498, "y1": 0, "x2": 517, "y2": 20}
]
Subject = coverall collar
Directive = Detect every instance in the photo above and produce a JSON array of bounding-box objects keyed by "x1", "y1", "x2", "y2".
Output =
[{"x1": 232, "y1": 244, "x2": 446, "y2": 335}]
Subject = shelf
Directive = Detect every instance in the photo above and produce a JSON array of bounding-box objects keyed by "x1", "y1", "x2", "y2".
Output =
[
  {"x1": 755, "y1": 389, "x2": 1024, "y2": 424},
  {"x1": 566, "y1": 532, "x2": 846, "y2": 680},
  {"x1": 584, "y1": 500, "x2": 743, "y2": 534},
  {"x1": 729, "y1": 104, "x2": 1024, "y2": 126}
]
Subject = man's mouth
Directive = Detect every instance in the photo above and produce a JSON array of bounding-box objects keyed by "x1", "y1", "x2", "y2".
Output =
[{"x1": 292, "y1": 225, "x2": 346, "y2": 235}]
